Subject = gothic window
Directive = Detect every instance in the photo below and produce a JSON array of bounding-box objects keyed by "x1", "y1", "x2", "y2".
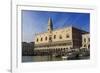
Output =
[
  {"x1": 84, "y1": 38, "x2": 86, "y2": 42},
  {"x1": 88, "y1": 45, "x2": 90, "y2": 49},
  {"x1": 41, "y1": 37, "x2": 43, "y2": 41},
  {"x1": 45, "y1": 36, "x2": 47, "y2": 40},
  {"x1": 88, "y1": 38, "x2": 90, "y2": 42},
  {"x1": 84, "y1": 44, "x2": 86, "y2": 47},
  {"x1": 54, "y1": 35, "x2": 56, "y2": 39},
  {"x1": 37, "y1": 38, "x2": 38, "y2": 42},
  {"x1": 59, "y1": 35, "x2": 62, "y2": 39},
  {"x1": 66, "y1": 34, "x2": 69, "y2": 38},
  {"x1": 49, "y1": 37, "x2": 52, "y2": 41}
]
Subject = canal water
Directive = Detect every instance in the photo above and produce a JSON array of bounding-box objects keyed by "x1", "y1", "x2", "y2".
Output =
[
  {"x1": 22, "y1": 56, "x2": 89, "y2": 62},
  {"x1": 22, "y1": 56, "x2": 62, "y2": 62}
]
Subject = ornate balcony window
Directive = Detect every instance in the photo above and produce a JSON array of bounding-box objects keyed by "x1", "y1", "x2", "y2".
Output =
[
  {"x1": 66, "y1": 34, "x2": 69, "y2": 38},
  {"x1": 54, "y1": 35, "x2": 56, "y2": 39},
  {"x1": 59, "y1": 35, "x2": 62, "y2": 39},
  {"x1": 45, "y1": 36, "x2": 47, "y2": 40}
]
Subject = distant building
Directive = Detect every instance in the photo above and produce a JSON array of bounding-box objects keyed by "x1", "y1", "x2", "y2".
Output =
[
  {"x1": 34, "y1": 18, "x2": 89, "y2": 52},
  {"x1": 81, "y1": 33, "x2": 90, "y2": 50},
  {"x1": 22, "y1": 42, "x2": 34, "y2": 56}
]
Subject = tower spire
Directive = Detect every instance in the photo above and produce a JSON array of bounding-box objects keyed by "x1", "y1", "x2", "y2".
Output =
[{"x1": 48, "y1": 17, "x2": 53, "y2": 32}]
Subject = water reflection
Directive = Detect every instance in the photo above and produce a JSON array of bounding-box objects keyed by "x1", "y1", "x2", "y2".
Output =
[
  {"x1": 22, "y1": 56, "x2": 63, "y2": 62},
  {"x1": 22, "y1": 56, "x2": 89, "y2": 62}
]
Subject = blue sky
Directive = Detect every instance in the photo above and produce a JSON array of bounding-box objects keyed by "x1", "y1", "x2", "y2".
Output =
[{"x1": 22, "y1": 10, "x2": 90, "y2": 42}]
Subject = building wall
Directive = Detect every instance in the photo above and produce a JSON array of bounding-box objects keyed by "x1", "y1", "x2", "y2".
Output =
[
  {"x1": 82, "y1": 34, "x2": 90, "y2": 49},
  {"x1": 35, "y1": 27, "x2": 72, "y2": 45},
  {"x1": 34, "y1": 26, "x2": 87, "y2": 50},
  {"x1": 72, "y1": 27, "x2": 84, "y2": 48},
  {"x1": 52, "y1": 27, "x2": 72, "y2": 42},
  {"x1": 34, "y1": 27, "x2": 73, "y2": 50},
  {"x1": 35, "y1": 32, "x2": 49, "y2": 44}
]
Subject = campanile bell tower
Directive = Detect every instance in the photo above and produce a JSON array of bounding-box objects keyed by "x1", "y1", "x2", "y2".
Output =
[
  {"x1": 47, "y1": 17, "x2": 53, "y2": 42},
  {"x1": 48, "y1": 17, "x2": 53, "y2": 33}
]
